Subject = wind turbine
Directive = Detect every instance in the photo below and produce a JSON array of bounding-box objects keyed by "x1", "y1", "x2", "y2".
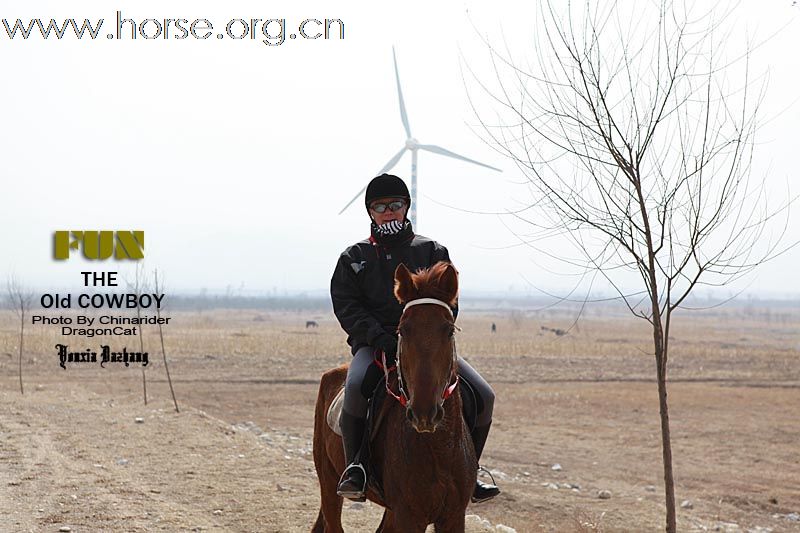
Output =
[{"x1": 338, "y1": 47, "x2": 501, "y2": 229}]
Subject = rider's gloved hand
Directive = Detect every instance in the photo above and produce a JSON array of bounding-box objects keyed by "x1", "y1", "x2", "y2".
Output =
[{"x1": 373, "y1": 333, "x2": 398, "y2": 358}]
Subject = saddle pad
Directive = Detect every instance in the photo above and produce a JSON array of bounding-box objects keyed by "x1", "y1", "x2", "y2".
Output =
[
  {"x1": 326, "y1": 386, "x2": 345, "y2": 436},
  {"x1": 326, "y1": 377, "x2": 476, "y2": 437}
]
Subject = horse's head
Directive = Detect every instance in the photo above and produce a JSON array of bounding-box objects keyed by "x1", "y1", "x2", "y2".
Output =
[{"x1": 393, "y1": 261, "x2": 459, "y2": 433}]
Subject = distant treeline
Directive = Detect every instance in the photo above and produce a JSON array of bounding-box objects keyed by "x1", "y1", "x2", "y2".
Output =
[
  {"x1": 143, "y1": 293, "x2": 800, "y2": 315},
  {"x1": 171, "y1": 294, "x2": 332, "y2": 312},
  {"x1": 15, "y1": 291, "x2": 798, "y2": 315}
]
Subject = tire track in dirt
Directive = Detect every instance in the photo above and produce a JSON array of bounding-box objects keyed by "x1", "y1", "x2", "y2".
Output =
[
  {"x1": 1, "y1": 388, "x2": 226, "y2": 531},
  {"x1": 0, "y1": 387, "x2": 403, "y2": 531},
  {"x1": 0, "y1": 385, "x2": 512, "y2": 532}
]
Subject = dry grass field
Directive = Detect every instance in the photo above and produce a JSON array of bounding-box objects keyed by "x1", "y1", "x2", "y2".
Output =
[{"x1": 0, "y1": 302, "x2": 798, "y2": 532}]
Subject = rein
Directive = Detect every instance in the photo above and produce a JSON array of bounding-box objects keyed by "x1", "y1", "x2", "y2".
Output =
[{"x1": 379, "y1": 297, "x2": 461, "y2": 408}]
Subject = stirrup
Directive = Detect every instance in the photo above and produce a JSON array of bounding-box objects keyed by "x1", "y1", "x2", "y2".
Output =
[
  {"x1": 472, "y1": 465, "x2": 500, "y2": 503},
  {"x1": 477, "y1": 465, "x2": 497, "y2": 484},
  {"x1": 337, "y1": 463, "x2": 367, "y2": 502}
]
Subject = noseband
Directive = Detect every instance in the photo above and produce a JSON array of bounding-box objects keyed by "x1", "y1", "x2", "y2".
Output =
[{"x1": 381, "y1": 298, "x2": 460, "y2": 408}]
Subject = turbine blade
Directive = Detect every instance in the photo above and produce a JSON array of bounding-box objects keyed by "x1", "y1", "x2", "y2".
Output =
[
  {"x1": 393, "y1": 47, "x2": 412, "y2": 138},
  {"x1": 377, "y1": 147, "x2": 407, "y2": 175},
  {"x1": 417, "y1": 144, "x2": 502, "y2": 172},
  {"x1": 338, "y1": 147, "x2": 407, "y2": 215},
  {"x1": 338, "y1": 185, "x2": 368, "y2": 215}
]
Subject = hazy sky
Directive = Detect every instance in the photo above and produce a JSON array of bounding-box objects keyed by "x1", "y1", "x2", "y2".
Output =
[{"x1": 1, "y1": 0, "x2": 798, "y2": 298}]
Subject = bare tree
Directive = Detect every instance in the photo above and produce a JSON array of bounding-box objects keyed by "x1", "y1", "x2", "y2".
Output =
[
  {"x1": 6, "y1": 275, "x2": 33, "y2": 395},
  {"x1": 509, "y1": 309, "x2": 525, "y2": 329},
  {"x1": 127, "y1": 262, "x2": 150, "y2": 405},
  {"x1": 153, "y1": 269, "x2": 179, "y2": 413},
  {"x1": 467, "y1": 1, "x2": 792, "y2": 531}
]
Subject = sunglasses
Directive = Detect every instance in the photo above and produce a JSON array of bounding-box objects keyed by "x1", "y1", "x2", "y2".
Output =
[{"x1": 369, "y1": 200, "x2": 406, "y2": 213}]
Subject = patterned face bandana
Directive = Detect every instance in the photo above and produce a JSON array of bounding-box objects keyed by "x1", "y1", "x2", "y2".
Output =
[
  {"x1": 373, "y1": 219, "x2": 406, "y2": 236},
  {"x1": 370, "y1": 218, "x2": 414, "y2": 247}
]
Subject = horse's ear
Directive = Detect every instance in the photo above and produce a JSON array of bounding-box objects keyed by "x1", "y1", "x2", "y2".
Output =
[
  {"x1": 437, "y1": 262, "x2": 459, "y2": 306},
  {"x1": 394, "y1": 263, "x2": 418, "y2": 304}
]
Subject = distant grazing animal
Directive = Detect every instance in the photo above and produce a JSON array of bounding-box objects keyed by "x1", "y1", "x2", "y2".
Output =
[
  {"x1": 313, "y1": 262, "x2": 475, "y2": 532},
  {"x1": 306, "y1": 320, "x2": 319, "y2": 329},
  {"x1": 491, "y1": 323, "x2": 496, "y2": 334}
]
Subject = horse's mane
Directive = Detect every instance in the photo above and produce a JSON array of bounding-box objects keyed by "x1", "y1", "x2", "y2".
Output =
[{"x1": 410, "y1": 262, "x2": 458, "y2": 306}]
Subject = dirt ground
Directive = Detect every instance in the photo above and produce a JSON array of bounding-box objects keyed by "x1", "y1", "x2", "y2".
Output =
[{"x1": 1, "y1": 304, "x2": 798, "y2": 532}]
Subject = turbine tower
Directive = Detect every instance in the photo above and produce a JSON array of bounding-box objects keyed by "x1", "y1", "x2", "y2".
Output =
[{"x1": 338, "y1": 47, "x2": 501, "y2": 229}]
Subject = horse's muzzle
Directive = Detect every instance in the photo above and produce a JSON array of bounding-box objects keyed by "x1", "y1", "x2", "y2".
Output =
[{"x1": 406, "y1": 402, "x2": 445, "y2": 433}]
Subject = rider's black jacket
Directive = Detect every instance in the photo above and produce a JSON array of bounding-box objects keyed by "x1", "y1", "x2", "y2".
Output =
[{"x1": 330, "y1": 230, "x2": 458, "y2": 355}]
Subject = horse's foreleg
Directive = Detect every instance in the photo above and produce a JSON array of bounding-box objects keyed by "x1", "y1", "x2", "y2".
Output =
[
  {"x1": 378, "y1": 508, "x2": 428, "y2": 533},
  {"x1": 433, "y1": 513, "x2": 466, "y2": 533},
  {"x1": 312, "y1": 369, "x2": 348, "y2": 533},
  {"x1": 312, "y1": 453, "x2": 344, "y2": 533},
  {"x1": 374, "y1": 510, "x2": 387, "y2": 533},
  {"x1": 311, "y1": 510, "x2": 325, "y2": 533},
  {"x1": 313, "y1": 421, "x2": 343, "y2": 531}
]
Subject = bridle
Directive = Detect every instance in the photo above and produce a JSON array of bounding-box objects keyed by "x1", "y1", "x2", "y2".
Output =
[{"x1": 380, "y1": 297, "x2": 461, "y2": 408}]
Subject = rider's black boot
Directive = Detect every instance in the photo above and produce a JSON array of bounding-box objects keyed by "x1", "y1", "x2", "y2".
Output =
[
  {"x1": 337, "y1": 410, "x2": 367, "y2": 501},
  {"x1": 471, "y1": 422, "x2": 500, "y2": 503}
]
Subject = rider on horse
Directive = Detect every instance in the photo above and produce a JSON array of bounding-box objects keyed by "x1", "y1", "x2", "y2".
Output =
[{"x1": 330, "y1": 173, "x2": 500, "y2": 504}]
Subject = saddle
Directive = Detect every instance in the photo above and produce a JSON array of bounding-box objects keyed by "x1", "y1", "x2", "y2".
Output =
[
  {"x1": 326, "y1": 368, "x2": 478, "y2": 498},
  {"x1": 326, "y1": 371, "x2": 478, "y2": 437}
]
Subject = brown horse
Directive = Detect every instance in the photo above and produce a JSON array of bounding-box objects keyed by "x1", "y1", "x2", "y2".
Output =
[{"x1": 312, "y1": 261, "x2": 477, "y2": 532}]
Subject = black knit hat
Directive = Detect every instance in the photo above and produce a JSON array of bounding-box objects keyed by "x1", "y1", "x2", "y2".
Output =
[{"x1": 364, "y1": 174, "x2": 411, "y2": 211}]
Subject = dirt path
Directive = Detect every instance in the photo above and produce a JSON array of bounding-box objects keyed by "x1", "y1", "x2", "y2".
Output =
[
  {"x1": 3, "y1": 379, "x2": 799, "y2": 532},
  {"x1": 0, "y1": 385, "x2": 321, "y2": 532},
  {"x1": 0, "y1": 385, "x2": 510, "y2": 533},
  {"x1": 2, "y1": 310, "x2": 799, "y2": 532}
]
